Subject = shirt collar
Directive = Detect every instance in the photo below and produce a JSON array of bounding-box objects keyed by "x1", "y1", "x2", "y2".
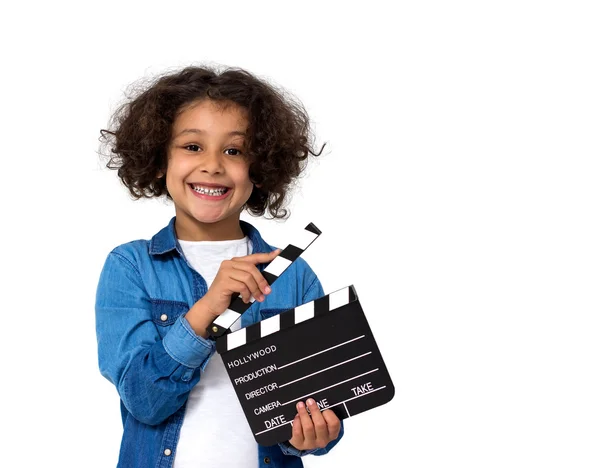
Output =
[{"x1": 149, "y1": 216, "x2": 272, "y2": 256}]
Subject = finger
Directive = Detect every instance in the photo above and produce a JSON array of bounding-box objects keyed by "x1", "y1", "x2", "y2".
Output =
[
  {"x1": 289, "y1": 414, "x2": 304, "y2": 448},
  {"x1": 232, "y1": 249, "x2": 281, "y2": 265},
  {"x1": 321, "y1": 409, "x2": 341, "y2": 440},
  {"x1": 296, "y1": 401, "x2": 315, "y2": 444},
  {"x1": 227, "y1": 267, "x2": 266, "y2": 302},
  {"x1": 231, "y1": 261, "x2": 271, "y2": 296},
  {"x1": 306, "y1": 399, "x2": 328, "y2": 445},
  {"x1": 222, "y1": 278, "x2": 253, "y2": 303},
  {"x1": 230, "y1": 250, "x2": 280, "y2": 297}
]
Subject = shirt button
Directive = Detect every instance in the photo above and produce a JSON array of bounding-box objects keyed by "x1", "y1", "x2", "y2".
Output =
[
  {"x1": 263, "y1": 456, "x2": 271, "y2": 464},
  {"x1": 160, "y1": 314, "x2": 168, "y2": 322},
  {"x1": 164, "y1": 449, "x2": 172, "y2": 456}
]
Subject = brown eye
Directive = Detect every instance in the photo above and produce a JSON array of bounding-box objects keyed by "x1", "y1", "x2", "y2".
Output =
[
  {"x1": 225, "y1": 148, "x2": 242, "y2": 156},
  {"x1": 185, "y1": 144, "x2": 201, "y2": 152}
]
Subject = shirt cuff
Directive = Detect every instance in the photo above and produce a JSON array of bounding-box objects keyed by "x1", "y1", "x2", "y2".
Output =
[
  {"x1": 278, "y1": 441, "x2": 319, "y2": 457},
  {"x1": 162, "y1": 315, "x2": 216, "y2": 370}
]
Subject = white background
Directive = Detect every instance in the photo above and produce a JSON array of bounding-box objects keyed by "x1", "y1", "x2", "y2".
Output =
[{"x1": 1, "y1": 1, "x2": 599, "y2": 466}]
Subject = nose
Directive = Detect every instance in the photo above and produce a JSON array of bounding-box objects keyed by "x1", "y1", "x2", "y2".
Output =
[{"x1": 198, "y1": 148, "x2": 224, "y2": 174}]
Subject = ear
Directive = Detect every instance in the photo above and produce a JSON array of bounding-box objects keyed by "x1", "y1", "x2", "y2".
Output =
[{"x1": 157, "y1": 171, "x2": 165, "y2": 178}]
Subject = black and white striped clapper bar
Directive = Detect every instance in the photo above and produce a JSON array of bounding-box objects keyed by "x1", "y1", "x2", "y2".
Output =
[{"x1": 208, "y1": 223, "x2": 395, "y2": 446}]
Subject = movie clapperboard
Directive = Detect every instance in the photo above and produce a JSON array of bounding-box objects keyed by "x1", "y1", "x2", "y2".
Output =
[{"x1": 208, "y1": 223, "x2": 395, "y2": 446}]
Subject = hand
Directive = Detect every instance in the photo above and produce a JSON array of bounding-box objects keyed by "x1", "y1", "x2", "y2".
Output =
[
  {"x1": 201, "y1": 249, "x2": 281, "y2": 318},
  {"x1": 288, "y1": 399, "x2": 341, "y2": 451}
]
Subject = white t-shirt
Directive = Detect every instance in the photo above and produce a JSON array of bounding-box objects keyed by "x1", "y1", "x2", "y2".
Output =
[{"x1": 174, "y1": 236, "x2": 257, "y2": 468}]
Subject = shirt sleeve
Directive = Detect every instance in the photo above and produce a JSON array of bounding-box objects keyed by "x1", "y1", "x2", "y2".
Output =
[{"x1": 95, "y1": 250, "x2": 216, "y2": 426}]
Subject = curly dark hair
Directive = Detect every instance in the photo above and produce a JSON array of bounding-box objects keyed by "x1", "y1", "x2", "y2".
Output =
[{"x1": 99, "y1": 65, "x2": 324, "y2": 219}]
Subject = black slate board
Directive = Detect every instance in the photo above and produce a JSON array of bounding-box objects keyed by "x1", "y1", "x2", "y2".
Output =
[{"x1": 217, "y1": 285, "x2": 395, "y2": 446}]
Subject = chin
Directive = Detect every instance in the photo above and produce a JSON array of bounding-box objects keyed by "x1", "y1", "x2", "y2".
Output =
[
  {"x1": 191, "y1": 216, "x2": 222, "y2": 225},
  {"x1": 191, "y1": 211, "x2": 233, "y2": 225}
]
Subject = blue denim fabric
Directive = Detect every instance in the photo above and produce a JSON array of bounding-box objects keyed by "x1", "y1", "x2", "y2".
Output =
[{"x1": 96, "y1": 217, "x2": 344, "y2": 468}]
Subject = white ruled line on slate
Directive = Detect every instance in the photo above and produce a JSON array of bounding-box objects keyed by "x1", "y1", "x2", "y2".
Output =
[
  {"x1": 327, "y1": 385, "x2": 388, "y2": 417},
  {"x1": 281, "y1": 368, "x2": 379, "y2": 406},
  {"x1": 278, "y1": 335, "x2": 366, "y2": 370},
  {"x1": 279, "y1": 352, "x2": 372, "y2": 388},
  {"x1": 254, "y1": 384, "x2": 388, "y2": 436}
]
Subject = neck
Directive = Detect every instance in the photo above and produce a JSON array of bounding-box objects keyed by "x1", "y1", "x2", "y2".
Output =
[{"x1": 175, "y1": 216, "x2": 245, "y2": 241}]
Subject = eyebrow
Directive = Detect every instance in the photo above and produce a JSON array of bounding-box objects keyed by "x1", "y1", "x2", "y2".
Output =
[{"x1": 174, "y1": 129, "x2": 246, "y2": 138}]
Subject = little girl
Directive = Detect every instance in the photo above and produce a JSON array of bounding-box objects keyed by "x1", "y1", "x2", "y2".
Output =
[{"x1": 96, "y1": 66, "x2": 343, "y2": 468}]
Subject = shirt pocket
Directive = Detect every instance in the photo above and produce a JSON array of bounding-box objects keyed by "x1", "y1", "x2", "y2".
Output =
[{"x1": 151, "y1": 299, "x2": 189, "y2": 338}]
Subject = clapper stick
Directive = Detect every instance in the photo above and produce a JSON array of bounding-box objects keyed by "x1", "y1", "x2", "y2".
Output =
[
  {"x1": 209, "y1": 223, "x2": 395, "y2": 446},
  {"x1": 207, "y1": 222, "x2": 322, "y2": 338}
]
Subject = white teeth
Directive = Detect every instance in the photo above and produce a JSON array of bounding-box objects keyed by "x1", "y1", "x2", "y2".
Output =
[{"x1": 192, "y1": 185, "x2": 227, "y2": 196}]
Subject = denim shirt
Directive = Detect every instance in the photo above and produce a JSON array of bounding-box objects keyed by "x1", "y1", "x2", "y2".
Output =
[{"x1": 95, "y1": 217, "x2": 344, "y2": 468}]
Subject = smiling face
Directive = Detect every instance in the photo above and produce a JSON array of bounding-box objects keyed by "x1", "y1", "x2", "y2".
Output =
[{"x1": 166, "y1": 99, "x2": 254, "y2": 241}]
